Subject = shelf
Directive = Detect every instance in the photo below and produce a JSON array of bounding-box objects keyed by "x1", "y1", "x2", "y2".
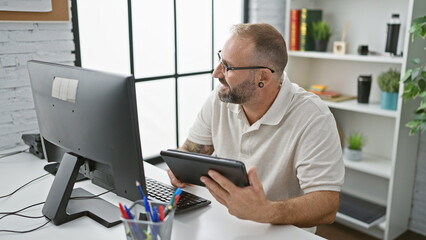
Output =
[
  {"x1": 288, "y1": 51, "x2": 403, "y2": 64},
  {"x1": 324, "y1": 100, "x2": 398, "y2": 118},
  {"x1": 378, "y1": 221, "x2": 387, "y2": 231},
  {"x1": 344, "y1": 152, "x2": 392, "y2": 179},
  {"x1": 336, "y1": 212, "x2": 386, "y2": 230},
  {"x1": 337, "y1": 192, "x2": 387, "y2": 229}
]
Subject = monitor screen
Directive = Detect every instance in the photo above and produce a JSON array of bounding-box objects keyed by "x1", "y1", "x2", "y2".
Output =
[{"x1": 28, "y1": 60, "x2": 146, "y2": 227}]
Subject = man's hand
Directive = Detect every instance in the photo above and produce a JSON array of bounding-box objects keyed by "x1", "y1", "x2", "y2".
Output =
[
  {"x1": 200, "y1": 166, "x2": 340, "y2": 227},
  {"x1": 167, "y1": 169, "x2": 188, "y2": 188},
  {"x1": 200, "y1": 166, "x2": 272, "y2": 223}
]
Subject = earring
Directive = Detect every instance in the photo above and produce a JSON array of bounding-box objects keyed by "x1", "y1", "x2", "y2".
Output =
[{"x1": 258, "y1": 82, "x2": 264, "y2": 88}]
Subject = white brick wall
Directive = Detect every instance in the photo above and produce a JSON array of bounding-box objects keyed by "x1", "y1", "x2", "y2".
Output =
[{"x1": 0, "y1": 19, "x2": 75, "y2": 151}]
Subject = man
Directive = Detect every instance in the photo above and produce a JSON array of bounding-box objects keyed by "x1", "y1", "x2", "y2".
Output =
[{"x1": 167, "y1": 23, "x2": 344, "y2": 232}]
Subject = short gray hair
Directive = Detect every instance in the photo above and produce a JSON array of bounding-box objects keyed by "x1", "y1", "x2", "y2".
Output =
[{"x1": 231, "y1": 23, "x2": 288, "y2": 77}]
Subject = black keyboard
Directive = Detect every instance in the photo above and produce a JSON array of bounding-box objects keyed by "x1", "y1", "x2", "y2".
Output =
[{"x1": 145, "y1": 177, "x2": 211, "y2": 214}]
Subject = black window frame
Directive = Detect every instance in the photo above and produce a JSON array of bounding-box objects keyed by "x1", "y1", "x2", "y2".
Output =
[{"x1": 71, "y1": 0, "x2": 248, "y2": 163}]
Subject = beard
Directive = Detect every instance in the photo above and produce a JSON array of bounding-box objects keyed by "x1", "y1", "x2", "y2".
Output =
[{"x1": 218, "y1": 74, "x2": 257, "y2": 104}]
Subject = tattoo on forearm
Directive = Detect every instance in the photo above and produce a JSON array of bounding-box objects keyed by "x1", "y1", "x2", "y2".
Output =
[{"x1": 182, "y1": 140, "x2": 214, "y2": 155}]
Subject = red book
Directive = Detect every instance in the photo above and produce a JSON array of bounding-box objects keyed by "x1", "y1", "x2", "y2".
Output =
[{"x1": 290, "y1": 9, "x2": 301, "y2": 51}]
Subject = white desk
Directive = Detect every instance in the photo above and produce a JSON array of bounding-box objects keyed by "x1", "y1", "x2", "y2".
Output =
[{"x1": 0, "y1": 153, "x2": 324, "y2": 240}]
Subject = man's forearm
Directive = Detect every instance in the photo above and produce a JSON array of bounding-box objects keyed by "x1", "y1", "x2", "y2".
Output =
[
  {"x1": 264, "y1": 191, "x2": 339, "y2": 227},
  {"x1": 179, "y1": 139, "x2": 214, "y2": 155}
]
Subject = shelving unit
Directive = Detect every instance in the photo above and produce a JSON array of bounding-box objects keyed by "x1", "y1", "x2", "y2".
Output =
[
  {"x1": 288, "y1": 51, "x2": 404, "y2": 64},
  {"x1": 324, "y1": 100, "x2": 397, "y2": 118},
  {"x1": 343, "y1": 153, "x2": 391, "y2": 179},
  {"x1": 284, "y1": 0, "x2": 424, "y2": 239}
]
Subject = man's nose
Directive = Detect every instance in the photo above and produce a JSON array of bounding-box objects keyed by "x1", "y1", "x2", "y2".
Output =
[{"x1": 212, "y1": 63, "x2": 225, "y2": 79}]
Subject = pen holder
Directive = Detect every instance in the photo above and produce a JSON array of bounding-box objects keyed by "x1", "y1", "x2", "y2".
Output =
[{"x1": 121, "y1": 200, "x2": 175, "y2": 240}]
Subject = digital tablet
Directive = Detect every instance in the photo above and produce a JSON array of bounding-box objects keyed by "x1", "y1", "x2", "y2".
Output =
[{"x1": 160, "y1": 149, "x2": 250, "y2": 187}]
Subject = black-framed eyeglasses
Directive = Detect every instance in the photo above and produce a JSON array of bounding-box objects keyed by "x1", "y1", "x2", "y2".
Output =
[{"x1": 217, "y1": 50, "x2": 275, "y2": 73}]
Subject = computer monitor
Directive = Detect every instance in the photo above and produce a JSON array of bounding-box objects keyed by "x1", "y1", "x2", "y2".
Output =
[{"x1": 27, "y1": 60, "x2": 146, "y2": 227}]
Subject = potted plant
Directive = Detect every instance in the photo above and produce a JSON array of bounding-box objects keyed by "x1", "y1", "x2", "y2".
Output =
[
  {"x1": 311, "y1": 20, "x2": 332, "y2": 52},
  {"x1": 344, "y1": 132, "x2": 366, "y2": 161},
  {"x1": 402, "y1": 15, "x2": 426, "y2": 135},
  {"x1": 378, "y1": 69, "x2": 400, "y2": 110}
]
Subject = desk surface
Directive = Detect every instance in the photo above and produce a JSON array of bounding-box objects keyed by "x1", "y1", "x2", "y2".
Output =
[{"x1": 0, "y1": 152, "x2": 324, "y2": 240}]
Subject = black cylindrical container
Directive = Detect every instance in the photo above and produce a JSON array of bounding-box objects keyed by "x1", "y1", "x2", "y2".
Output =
[
  {"x1": 385, "y1": 14, "x2": 401, "y2": 55},
  {"x1": 357, "y1": 75, "x2": 372, "y2": 103}
]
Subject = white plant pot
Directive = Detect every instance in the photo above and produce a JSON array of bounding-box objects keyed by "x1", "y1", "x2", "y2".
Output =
[{"x1": 344, "y1": 147, "x2": 362, "y2": 161}]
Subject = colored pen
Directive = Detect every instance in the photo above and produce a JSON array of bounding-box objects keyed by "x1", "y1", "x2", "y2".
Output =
[
  {"x1": 163, "y1": 205, "x2": 173, "y2": 217},
  {"x1": 136, "y1": 180, "x2": 146, "y2": 199},
  {"x1": 119, "y1": 203, "x2": 132, "y2": 236},
  {"x1": 152, "y1": 206, "x2": 159, "y2": 222},
  {"x1": 173, "y1": 195, "x2": 181, "y2": 208},
  {"x1": 124, "y1": 205, "x2": 144, "y2": 240},
  {"x1": 119, "y1": 202, "x2": 130, "y2": 219},
  {"x1": 159, "y1": 205, "x2": 164, "y2": 222},
  {"x1": 144, "y1": 196, "x2": 154, "y2": 221},
  {"x1": 170, "y1": 188, "x2": 182, "y2": 208}
]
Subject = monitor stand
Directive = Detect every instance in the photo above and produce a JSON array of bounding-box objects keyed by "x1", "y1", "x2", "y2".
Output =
[
  {"x1": 44, "y1": 162, "x2": 88, "y2": 182},
  {"x1": 42, "y1": 153, "x2": 121, "y2": 228}
]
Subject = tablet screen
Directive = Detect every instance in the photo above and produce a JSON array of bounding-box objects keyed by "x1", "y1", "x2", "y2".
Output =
[{"x1": 160, "y1": 150, "x2": 249, "y2": 187}]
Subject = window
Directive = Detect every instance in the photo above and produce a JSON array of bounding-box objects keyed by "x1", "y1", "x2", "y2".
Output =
[{"x1": 73, "y1": 0, "x2": 245, "y2": 159}]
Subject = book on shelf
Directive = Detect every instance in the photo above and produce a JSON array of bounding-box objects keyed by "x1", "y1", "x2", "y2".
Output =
[
  {"x1": 290, "y1": 9, "x2": 301, "y2": 51},
  {"x1": 338, "y1": 192, "x2": 386, "y2": 228},
  {"x1": 308, "y1": 89, "x2": 341, "y2": 100},
  {"x1": 299, "y1": 9, "x2": 322, "y2": 51}
]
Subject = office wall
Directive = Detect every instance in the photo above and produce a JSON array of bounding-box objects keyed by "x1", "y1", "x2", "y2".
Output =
[
  {"x1": 0, "y1": 21, "x2": 75, "y2": 151},
  {"x1": 248, "y1": 0, "x2": 286, "y2": 36},
  {"x1": 409, "y1": 133, "x2": 426, "y2": 235}
]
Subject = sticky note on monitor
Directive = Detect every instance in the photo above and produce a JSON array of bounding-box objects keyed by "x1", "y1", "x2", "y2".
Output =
[{"x1": 52, "y1": 77, "x2": 79, "y2": 103}]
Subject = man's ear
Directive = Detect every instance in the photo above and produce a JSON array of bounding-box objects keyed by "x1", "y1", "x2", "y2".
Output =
[{"x1": 256, "y1": 69, "x2": 273, "y2": 86}]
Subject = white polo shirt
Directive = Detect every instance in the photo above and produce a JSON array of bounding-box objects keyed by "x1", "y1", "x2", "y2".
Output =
[{"x1": 188, "y1": 72, "x2": 344, "y2": 201}]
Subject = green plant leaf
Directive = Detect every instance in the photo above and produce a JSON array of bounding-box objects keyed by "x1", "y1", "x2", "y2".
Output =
[
  {"x1": 418, "y1": 100, "x2": 426, "y2": 112},
  {"x1": 419, "y1": 79, "x2": 426, "y2": 91},
  {"x1": 412, "y1": 86, "x2": 420, "y2": 97},
  {"x1": 409, "y1": 126, "x2": 419, "y2": 135},
  {"x1": 346, "y1": 132, "x2": 366, "y2": 150},
  {"x1": 412, "y1": 67, "x2": 421, "y2": 80},
  {"x1": 411, "y1": 58, "x2": 421, "y2": 65},
  {"x1": 414, "y1": 112, "x2": 426, "y2": 120},
  {"x1": 409, "y1": 23, "x2": 421, "y2": 33},
  {"x1": 404, "y1": 83, "x2": 414, "y2": 92},
  {"x1": 402, "y1": 69, "x2": 412, "y2": 82},
  {"x1": 420, "y1": 122, "x2": 426, "y2": 134},
  {"x1": 402, "y1": 92, "x2": 411, "y2": 101},
  {"x1": 413, "y1": 31, "x2": 421, "y2": 41},
  {"x1": 407, "y1": 120, "x2": 419, "y2": 128},
  {"x1": 412, "y1": 16, "x2": 426, "y2": 25}
]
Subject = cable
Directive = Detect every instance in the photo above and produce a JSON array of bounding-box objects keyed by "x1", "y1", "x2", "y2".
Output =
[
  {"x1": 0, "y1": 189, "x2": 112, "y2": 220},
  {"x1": 0, "y1": 148, "x2": 30, "y2": 159},
  {"x1": 0, "y1": 201, "x2": 45, "y2": 220},
  {"x1": 6, "y1": 213, "x2": 45, "y2": 219},
  {"x1": 0, "y1": 220, "x2": 51, "y2": 233},
  {"x1": 69, "y1": 189, "x2": 112, "y2": 200},
  {"x1": 0, "y1": 186, "x2": 113, "y2": 233},
  {"x1": 0, "y1": 173, "x2": 50, "y2": 199}
]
